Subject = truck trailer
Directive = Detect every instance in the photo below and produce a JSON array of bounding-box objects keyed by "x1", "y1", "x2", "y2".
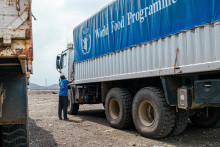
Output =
[
  {"x1": 0, "y1": 0, "x2": 33, "y2": 146},
  {"x1": 56, "y1": 0, "x2": 220, "y2": 138}
]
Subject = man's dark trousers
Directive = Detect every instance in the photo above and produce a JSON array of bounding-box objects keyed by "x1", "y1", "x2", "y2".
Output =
[{"x1": 58, "y1": 96, "x2": 68, "y2": 119}]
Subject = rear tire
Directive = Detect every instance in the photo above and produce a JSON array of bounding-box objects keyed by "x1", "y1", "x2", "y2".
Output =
[
  {"x1": 68, "y1": 90, "x2": 79, "y2": 115},
  {"x1": 190, "y1": 107, "x2": 220, "y2": 128},
  {"x1": 105, "y1": 88, "x2": 133, "y2": 129},
  {"x1": 1, "y1": 124, "x2": 28, "y2": 147},
  {"x1": 132, "y1": 87, "x2": 175, "y2": 139},
  {"x1": 170, "y1": 109, "x2": 189, "y2": 136}
]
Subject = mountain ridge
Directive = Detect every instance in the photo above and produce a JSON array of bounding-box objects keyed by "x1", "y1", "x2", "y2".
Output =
[{"x1": 28, "y1": 83, "x2": 59, "y2": 90}]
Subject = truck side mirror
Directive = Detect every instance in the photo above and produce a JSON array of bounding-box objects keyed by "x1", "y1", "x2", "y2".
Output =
[{"x1": 56, "y1": 55, "x2": 61, "y2": 72}]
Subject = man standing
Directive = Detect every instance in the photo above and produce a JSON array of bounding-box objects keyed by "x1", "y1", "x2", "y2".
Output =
[{"x1": 58, "y1": 75, "x2": 74, "y2": 120}]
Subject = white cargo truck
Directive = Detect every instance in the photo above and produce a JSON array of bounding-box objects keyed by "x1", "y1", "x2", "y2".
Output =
[
  {"x1": 56, "y1": 0, "x2": 220, "y2": 138},
  {"x1": 0, "y1": 0, "x2": 33, "y2": 146}
]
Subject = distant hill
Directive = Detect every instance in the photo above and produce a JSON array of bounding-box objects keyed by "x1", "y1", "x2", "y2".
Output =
[
  {"x1": 28, "y1": 83, "x2": 59, "y2": 90},
  {"x1": 46, "y1": 84, "x2": 59, "y2": 90}
]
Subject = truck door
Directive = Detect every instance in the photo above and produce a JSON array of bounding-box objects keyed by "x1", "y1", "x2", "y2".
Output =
[{"x1": 60, "y1": 51, "x2": 69, "y2": 79}]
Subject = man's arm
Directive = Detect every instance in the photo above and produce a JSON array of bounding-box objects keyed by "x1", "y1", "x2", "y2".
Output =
[{"x1": 69, "y1": 78, "x2": 74, "y2": 83}]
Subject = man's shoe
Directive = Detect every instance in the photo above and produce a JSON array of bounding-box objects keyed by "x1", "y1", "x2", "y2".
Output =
[
  {"x1": 64, "y1": 118, "x2": 69, "y2": 120},
  {"x1": 59, "y1": 117, "x2": 62, "y2": 120}
]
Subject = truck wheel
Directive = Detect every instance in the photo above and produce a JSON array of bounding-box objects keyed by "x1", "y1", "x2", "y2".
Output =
[
  {"x1": 68, "y1": 90, "x2": 79, "y2": 115},
  {"x1": 132, "y1": 87, "x2": 175, "y2": 138},
  {"x1": 68, "y1": 103, "x2": 79, "y2": 115},
  {"x1": 190, "y1": 107, "x2": 220, "y2": 128},
  {"x1": 1, "y1": 124, "x2": 28, "y2": 146},
  {"x1": 170, "y1": 109, "x2": 189, "y2": 136},
  {"x1": 105, "y1": 88, "x2": 133, "y2": 129}
]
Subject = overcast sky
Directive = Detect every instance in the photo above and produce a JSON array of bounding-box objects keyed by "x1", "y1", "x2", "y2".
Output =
[{"x1": 30, "y1": 0, "x2": 111, "y2": 86}]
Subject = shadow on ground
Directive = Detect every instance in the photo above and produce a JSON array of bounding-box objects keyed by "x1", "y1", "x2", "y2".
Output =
[
  {"x1": 77, "y1": 108, "x2": 137, "y2": 131},
  {"x1": 29, "y1": 118, "x2": 58, "y2": 147},
  {"x1": 75, "y1": 108, "x2": 220, "y2": 146}
]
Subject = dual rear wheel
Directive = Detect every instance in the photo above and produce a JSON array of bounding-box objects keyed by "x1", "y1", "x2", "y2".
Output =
[
  {"x1": 132, "y1": 87, "x2": 176, "y2": 138},
  {"x1": 105, "y1": 87, "x2": 188, "y2": 138}
]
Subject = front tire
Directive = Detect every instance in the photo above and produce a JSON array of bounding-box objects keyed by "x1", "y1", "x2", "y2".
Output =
[
  {"x1": 105, "y1": 88, "x2": 133, "y2": 129},
  {"x1": 68, "y1": 90, "x2": 79, "y2": 115},
  {"x1": 132, "y1": 87, "x2": 175, "y2": 139}
]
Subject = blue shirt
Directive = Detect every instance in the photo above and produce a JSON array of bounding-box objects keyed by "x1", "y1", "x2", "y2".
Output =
[{"x1": 59, "y1": 79, "x2": 70, "y2": 96}]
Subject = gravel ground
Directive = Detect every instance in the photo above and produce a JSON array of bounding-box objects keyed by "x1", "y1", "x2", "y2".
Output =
[{"x1": 28, "y1": 90, "x2": 220, "y2": 147}]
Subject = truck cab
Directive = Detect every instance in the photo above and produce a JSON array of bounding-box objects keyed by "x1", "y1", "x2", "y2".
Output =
[{"x1": 56, "y1": 43, "x2": 75, "y2": 81}]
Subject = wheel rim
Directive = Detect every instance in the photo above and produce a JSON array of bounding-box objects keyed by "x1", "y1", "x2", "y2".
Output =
[
  {"x1": 109, "y1": 98, "x2": 120, "y2": 119},
  {"x1": 138, "y1": 100, "x2": 155, "y2": 127}
]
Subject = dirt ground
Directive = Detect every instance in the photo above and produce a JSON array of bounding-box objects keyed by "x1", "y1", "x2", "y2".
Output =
[{"x1": 28, "y1": 90, "x2": 220, "y2": 147}]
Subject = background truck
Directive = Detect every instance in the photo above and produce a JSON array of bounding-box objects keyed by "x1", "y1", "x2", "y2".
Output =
[
  {"x1": 56, "y1": 0, "x2": 220, "y2": 138},
  {"x1": 0, "y1": 0, "x2": 33, "y2": 146}
]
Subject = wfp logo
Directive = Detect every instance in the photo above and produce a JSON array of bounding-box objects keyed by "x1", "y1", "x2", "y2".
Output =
[{"x1": 81, "y1": 28, "x2": 91, "y2": 55}]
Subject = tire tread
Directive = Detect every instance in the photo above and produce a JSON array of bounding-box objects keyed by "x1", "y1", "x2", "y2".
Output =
[
  {"x1": 2, "y1": 124, "x2": 28, "y2": 147},
  {"x1": 170, "y1": 109, "x2": 189, "y2": 136},
  {"x1": 133, "y1": 87, "x2": 175, "y2": 138},
  {"x1": 148, "y1": 87, "x2": 175, "y2": 138},
  {"x1": 106, "y1": 88, "x2": 133, "y2": 129}
]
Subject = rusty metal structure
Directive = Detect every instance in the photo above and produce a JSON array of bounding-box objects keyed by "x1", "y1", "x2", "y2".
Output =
[
  {"x1": 0, "y1": 0, "x2": 33, "y2": 146},
  {"x1": 0, "y1": 0, "x2": 33, "y2": 73}
]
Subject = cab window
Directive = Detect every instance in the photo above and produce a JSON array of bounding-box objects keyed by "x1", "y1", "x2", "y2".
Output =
[{"x1": 61, "y1": 53, "x2": 67, "y2": 69}]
